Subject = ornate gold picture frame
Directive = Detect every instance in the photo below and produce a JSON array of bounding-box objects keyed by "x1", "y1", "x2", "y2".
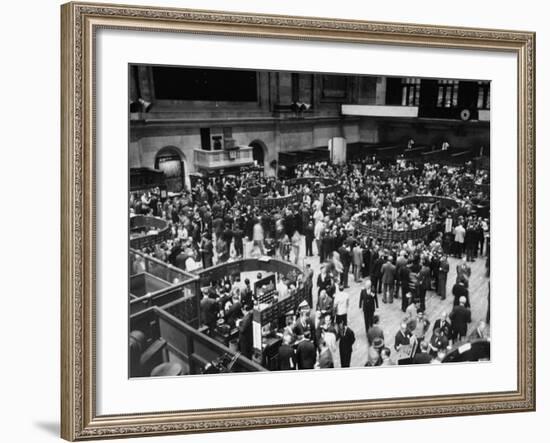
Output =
[{"x1": 61, "y1": 1, "x2": 535, "y2": 440}]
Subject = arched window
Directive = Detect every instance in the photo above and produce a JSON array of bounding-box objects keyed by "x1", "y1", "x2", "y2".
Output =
[{"x1": 155, "y1": 147, "x2": 186, "y2": 192}]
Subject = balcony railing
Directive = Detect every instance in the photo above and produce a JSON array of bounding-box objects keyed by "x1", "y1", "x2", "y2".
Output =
[{"x1": 194, "y1": 146, "x2": 254, "y2": 170}]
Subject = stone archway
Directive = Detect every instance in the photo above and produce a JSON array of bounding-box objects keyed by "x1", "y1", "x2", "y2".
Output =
[
  {"x1": 154, "y1": 146, "x2": 189, "y2": 192},
  {"x1": 248, "y1": 139, "x2": 268, "y2": 172}
]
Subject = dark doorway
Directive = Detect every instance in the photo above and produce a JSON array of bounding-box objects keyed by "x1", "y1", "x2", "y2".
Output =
[
  {"x1": 155, "y1": 147, "x2": 185, "y2": 192},
  {"x1": 249, "y1": 141, "x2": 266, "y2": 170}
]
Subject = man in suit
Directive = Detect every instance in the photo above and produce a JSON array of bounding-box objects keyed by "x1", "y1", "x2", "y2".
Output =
[
  {"x1": 200, "y1": 233, "x2": 214, "y2": 269},
  {"x1": 417, "y1": 258, "x2": 432, "y2": 311},
  {"x1": 317, "y1": 289, "x2": 334, "y2": 315},
  {"x1": 304, "y1": 221, "x2": 315, "y2": 257},
  {"x1": 338, "y1": 244, "x2": 352, "y2": 288},
  {"x1": 200, "y1": 292, "x2": 219, "y2": 335},
  {"x1": 359, "y1": 280, "x2": 378, "y2": 333},
  {"x1": 380, "y1": 256, "x2": 397, "y2": 304},
  {"x1": 303, "y1": 263, "x2": 314, "y2": 306},
  {"x1": 456, "y1": 256, "x2": 471, "y2": 286},
  {"x1": 352, "y1": 242, "x2": 364, "y2": 283},
  {"x1": 452, "y1": 279, "x2": 470, "y2": 308},
  {"x1": 437, "y1": 255, "x2": 450, "y2": 300},
  {"x1": 337, "y1": 319, "x2": 355, "y2": 368},
  {"x1": 237, "y1": 303, "x2": 254, "y2": 359},
  {"x1": 232, "y1": 225, "x2": 244, "y2": 257},
  {"x1": 433, "y1": 311, "x2": 452, "y2": 340},
  {"x1": 450, "y1": 296, "x2": 471, "y2": 342},
  {"x1": 277, "y1": 333, "x2": 296, "y2": 370},
  {"x1": 295, "y1": 336, "x2": 316, "y2": 370},
  {"x1": 395, "y1": 250, "x2": 408, "y2": 299},
  {"x1": 399, "y1": 263, "x2": 411, "y2": 312},
  {"x1": 371, "y1": 252, "x2": 384, "y2": 295},
  {"x1": 394, "y1": 321, "x2": 411, "y2": 352}
]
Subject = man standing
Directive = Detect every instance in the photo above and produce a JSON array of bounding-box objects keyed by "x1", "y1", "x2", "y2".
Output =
[
  {"x1": 381, "y1": 256, "x2": 396, "y2": 304},
  {"x1": 352, "y1": 242, "x2": 364, "y2": 283},
  {"x1": 417, "y1": 258, "x2": 431, "y2": 312},
  {"x1": 295, "y1": 336, "x2": 317, "y2": 370},
  {"x1": 453, "y1": 223, "x2": 466, "y2": 258},
  {"x1": 437, "y1": 255, "x2": 450, "y2": 300},
  {"x1": 395, "y1": 251, "x2": 408, "y2": 298},
  {"x1": 359, "y1": 280, "x2": 378, "y2": 333},
  {"x1": 303, "y1": 263, "x2": 314, "y2": 307},
  {"x1": 304, "y1": 221, "x2": 314, "y2": 257},
  {"x1": 200, "y1": 233, "x2": 214, "y2": 269},
  {"x1": 337, "y1": 320, "x2": 355, "y2": 368},
  {"x1": 456, "y1": 257, "x2": 472, "y2": 286},
  {"x1": 399, "y1": 263, "x2": 411, "y2": 312},
  {"x1": 237, "y1": 303, "x2": 254, "y2": 359},
  {"x1": 276, "y1": 333, "x2": 296, "y2": 370},
  {"x1": 450, "y1": 296, "x2": 472, "y2": 342},
  {"x1": 333, "y1": 284, "x2": 350, "y2": 326},
  {"x1": 338, "y1": 243, "x2": 352, "y2": 288}
]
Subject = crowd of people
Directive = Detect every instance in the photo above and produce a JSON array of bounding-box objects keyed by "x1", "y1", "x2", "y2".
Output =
[{"x1": 130, "y1": 157, "x2": 490, "y2": 369}]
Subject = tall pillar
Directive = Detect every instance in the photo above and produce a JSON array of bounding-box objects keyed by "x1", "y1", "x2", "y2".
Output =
[{"x1": 375, "y1": 77, "x2": 387, "y2": 105}]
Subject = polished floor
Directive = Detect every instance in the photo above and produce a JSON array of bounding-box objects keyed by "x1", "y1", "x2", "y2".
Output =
[{"x1": 244, "y1": 237, "x2": 490, "y2": 367}]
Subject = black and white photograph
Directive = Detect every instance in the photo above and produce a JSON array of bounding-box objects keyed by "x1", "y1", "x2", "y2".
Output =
[{"x1": 128, "y1": 65, "x2": 491, "y2": 377}]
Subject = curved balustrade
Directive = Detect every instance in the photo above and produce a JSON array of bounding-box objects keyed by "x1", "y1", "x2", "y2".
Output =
[
  {"x1": 197, "y1": 257, "x2": 303, "y2": 287},
  {"x1": 239, "y1": 176, "x2": 340, "y2": 209},
  {"x1": 129, "y1": 215, "x2": 170, "y2": 249},
  {"x1": 354, "y1": 220, "x2": 440, "y2": 242},
  {"x1": 353, "y1": 194, "x2": 465, "y2": 242},
  {"x1": 394, "y1": 194, "x2": 463, "y2": 208}
]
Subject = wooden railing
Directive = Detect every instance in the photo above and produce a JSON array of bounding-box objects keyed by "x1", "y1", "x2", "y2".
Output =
[
  {"x1": 129, "y1": 215, "x2": 170, "y2": 249},
  {"x1": 129, "y1": 249, "x2": 200, "y2": 326},
  {"x1": 130, "y1": 307, "x2": 265, "y2": 376}
]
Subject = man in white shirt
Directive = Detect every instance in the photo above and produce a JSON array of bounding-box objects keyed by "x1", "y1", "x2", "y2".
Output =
[
  {"x1": 453, "y1": 223, "x2": 466, "y2": 258},
  {"x1": 333, "y1": 284, "x2": 350, "y2": 325}
]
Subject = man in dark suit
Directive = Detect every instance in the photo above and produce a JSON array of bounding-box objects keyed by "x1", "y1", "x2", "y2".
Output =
[
  {"x1": 295, "y1": 336, "x2": 316, "y2": 370},
  {"x1": 304, "y1": 221, "x2": 314, "y2": 257},
  {"x1": 371, "y1": 252, "x2": 385, "y2": 295},
  {"x1": 277, "y1": 334, "x2": 296, "y2": 370},
  {"x1": 399, "y1": 264, "x2": 411, "y2": 313},
  {"x1": 433, "y1": 311, "x2": 452, "y2": 340},
  {"x1": 338, "y1": 244, "x2": 352, "y2": 288},
  {"x1": 238, "y1": 304, "x2": 254, "y2": 359},
  {"x1": 380, "y1": 256, "x2": 397, "y2": 304},
  {"x1": 417, "y1": 259, "x2": 431, "y2": 311},
  {"x1": 359, "y1": 280, "x2": 378, "y2": 333},
  {"x1": 337, "y1": 320, "x2": 355, "y2": 368},
  {"x1": 200, "y1": 292, "x2": 219, "y2": 334},
  {"x1": 450, "y1": 296, "x2": 471, "y2": 341},
  {"x1": 200, "y1": 234, "x2": 214, "y2": 269},
  {"x1": 233, "y1": 226, "x2": 244, "y2": 257},
  {"x1": 452, "y1": 280, "x2": 470, "y2": 308},
  {"x1": 241, "y1": 278, "x2": 254, "y2": 307}
]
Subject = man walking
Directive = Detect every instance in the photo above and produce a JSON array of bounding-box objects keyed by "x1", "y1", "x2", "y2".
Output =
[
  {"x1": 337, "y1": 319, "x2": 355, "y2": 368},
  {"x1": 381, "y1": 256, "x2": 396, "y2": 304},
  {"x1": 359, "y1": 280, "x2": 378, "y2": 333}
]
